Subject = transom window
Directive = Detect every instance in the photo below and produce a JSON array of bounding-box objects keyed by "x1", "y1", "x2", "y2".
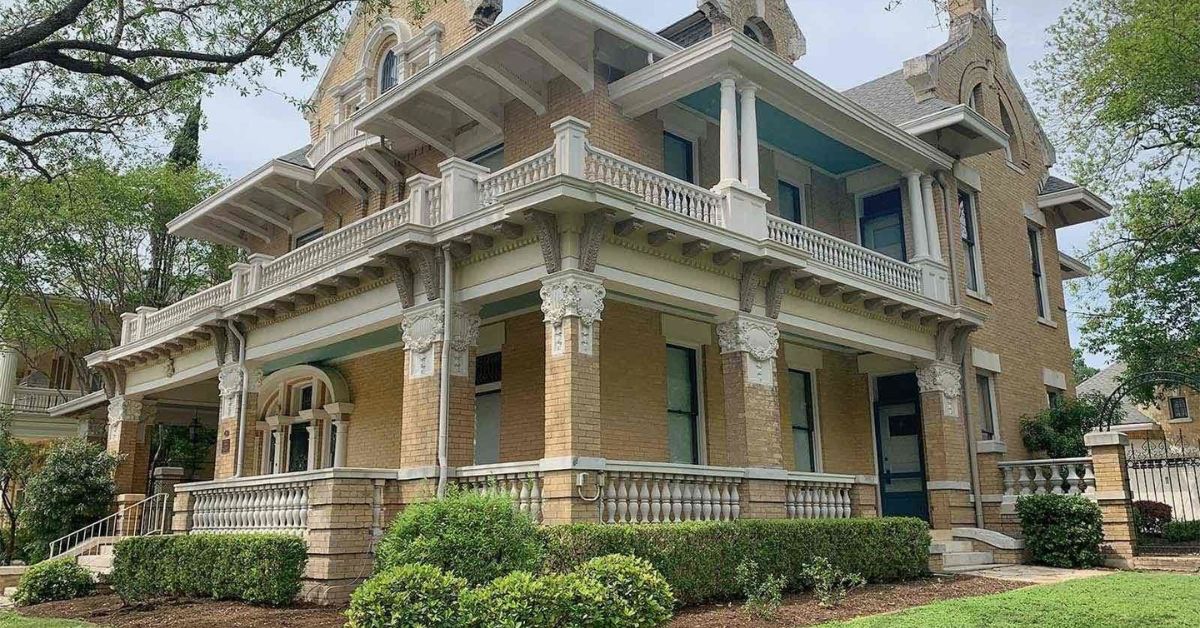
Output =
[
  {"x1": 1169, "y1": 397, "x2": 1190, "y2": 420},
  {"x1": 778, "y1": 181, "x2": 804, "y2": 225},
  {"x1": 789, "y1": 370, "x2": 818, "y2": 472},
  {"x1": 663, "y1": 132, "x2": 696, "y2": 184},
  {"x1": 860, "y1": 188, "x2": 906, "y2": 261},
  {"x1": 666, "y1": 345, "x2": 701, "y2": 465}
]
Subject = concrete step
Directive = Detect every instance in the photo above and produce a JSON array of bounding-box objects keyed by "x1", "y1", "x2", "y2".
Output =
[
  {"x1": 942, "y1": 563, "x2": 1006, "y2": 573},
  {"x1": 930, "y1": 540, "x2": 974, "y2": 554},
  {"x1": 942, "y1": 551, "x2": 995, "y2": 568},
  {"x1": 77, "y1": 554, "x2": 113, "y2": 576},
  {"x1": 2, "y1": 586, "x2": 15, "y2": 598}
]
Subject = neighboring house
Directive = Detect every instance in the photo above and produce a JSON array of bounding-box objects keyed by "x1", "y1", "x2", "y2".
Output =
[
  {"x1": 0, "y1": 342, "x2": 95, "y2": 443},
  {"x1": 74, "y1": 0, "x2": 1109, "y2": 599},
  {"x1": 1079, "y1": 362, "x2": 1200, "y2": 443}
]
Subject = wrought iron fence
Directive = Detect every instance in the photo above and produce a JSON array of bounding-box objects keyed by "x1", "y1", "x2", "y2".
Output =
[{"x1": 1127, "y1": 430, "x2": 1200, "y2": 555}]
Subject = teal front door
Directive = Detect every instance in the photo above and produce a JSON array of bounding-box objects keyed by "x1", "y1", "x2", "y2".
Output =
[{"x1": 874, "y1": 374, "x2": 929, "y2": 521}]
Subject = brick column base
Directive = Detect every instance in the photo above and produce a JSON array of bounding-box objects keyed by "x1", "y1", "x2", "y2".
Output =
[
  {"x1": 1085, "y1": 431, "x2": 1137, "y2": 567},
  {"x1": 740, "y1": 476, "x2": 787, "y2": 519},
  {"x1": 107, "y1": 396, "x2": 153, "y2": 495},
  {"x1": 914, "y1": 364, "x2": 973, "y2": 529},
  {"x1": 541, "y1": 469, "x2": 602, "y2": 525},
  {"x1": 851, "y1": 481, "x2": 879, "y2": 518}
]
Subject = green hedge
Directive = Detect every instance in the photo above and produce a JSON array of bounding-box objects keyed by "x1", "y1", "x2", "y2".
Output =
[
  {"x1": 540, "y1": 517, "x2": 929, "y2": 605},
  {"x1": 111, "y1": 533, "x2": 307, "y2": 605},
  {"x1": 1164, "y1": 520, "x2": 1200, "y2": 543},
  {"x1": 12, "y1": 558, "x2": 95, "y2": 606},
  {"x1": 1016, "y1": 494, "x2": 1104, "y2": 568}
]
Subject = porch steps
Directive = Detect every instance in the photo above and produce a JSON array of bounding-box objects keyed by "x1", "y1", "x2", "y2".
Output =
[
  {"x1": 930, "y1": 528, "x2": 1025, "y2": 574},
  {"x1": 941, "y1": 551, "x2": 996, "y2": 568},
  {"x1": 76, "y1": 544, "x2": 115, "y2": 577}
]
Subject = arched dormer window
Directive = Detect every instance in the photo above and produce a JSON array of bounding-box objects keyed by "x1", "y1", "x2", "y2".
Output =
[{"x1": 379, "y1": 50, "x2": 399, "y2": 94}]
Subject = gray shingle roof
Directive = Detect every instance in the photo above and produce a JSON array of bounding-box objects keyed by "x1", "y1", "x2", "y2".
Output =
[
  {"x1": 657, "y1": 11, "x2": 712, "y2": 48},
  {"x1": 276, "y1": 146, "x2": 312, "y2": 168},
  {"x1": 1077, "y1": 362, "x2": 1157, "y2": 426},
  {"x1": 842, "y1": 70, "x2": 953, "y2": 126},
  {"x1": 1041, "y1": 175, "x2": 1080, "y2": 195}
]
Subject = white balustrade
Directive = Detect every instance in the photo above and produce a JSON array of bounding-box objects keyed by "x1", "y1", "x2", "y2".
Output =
[
  {"x1": 139, "y1": 282, "x2": 233, "y2": 339},
  {"x1": 601, "y1": 465, "x2": 742, "y2": 524},
  {"x1": 306, "y1": 119, "x2": 364, "y2": 165},
  {"x1": 767, "y1": 216, "x2": 923, "y2": 296},
  {"x1": 424, "y1": 182, "x2": 444, "y2": 225},
  {"x1": 8, "y1": 387, "x2": 84, "y2": 413},
  {"x1": 785, "y1": 474, "x2": 855, "y2": 519},
  {"x1": 188, "y1": 480, "x2": 311, "y2": 535},
  {"x1": 478, "y1": 148, "x2": 555, "y2": 207},
  {"x1": 584, "y1": 144, "x2": 723, "y2": 226},
  {"x1": 455, "y1": 464, "x2": 544, "y2": 523},
  {"x1": 999, "y1": 458, "x2": 1096, "y2": 503}
]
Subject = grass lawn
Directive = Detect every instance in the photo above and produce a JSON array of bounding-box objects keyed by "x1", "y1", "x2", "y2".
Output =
[
  {"x1": 0, "y1": 613, "x2": 92, "y2": 628},
  {"x1": 825, "y1": 572, "x2": 1200, "y2": 627}
]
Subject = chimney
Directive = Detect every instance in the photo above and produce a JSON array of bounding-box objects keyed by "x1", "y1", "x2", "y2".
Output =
[{"x1": 948, "y1": 0, "x2": 987, "y2": 21}]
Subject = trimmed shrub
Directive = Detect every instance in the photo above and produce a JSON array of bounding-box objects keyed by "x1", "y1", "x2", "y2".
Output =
[
  {"x1": 540, "y1": 517, "x2": 929, "y2": 605},
  {"x1": 375, "y1": 489, "x2": 542, "y2": 586},
  {"x1": 346, "y1": 564, "x2": 467, "y2": 628},
  {"x1": 12, "y1": 558, "x2": 95, "y2": 606},
  {"x1": 111, "y1": 533, "x2": 307, "y2": 605},
  {"x1": 461, "y1": 571, "x2": 609, "y2": 627},
  {"x1": 1016, "y1": 494, "x2": 1104, "y2": 568},
  {"x1": 575, "y1": 554, "x2": 675, "y2": 627},
  {"x1": 1133, "y1": 500, "x2": 1173, "y2": 536},
  {"x1": 1164, "y1": 520, "x2": 1200, "y2": 543}
]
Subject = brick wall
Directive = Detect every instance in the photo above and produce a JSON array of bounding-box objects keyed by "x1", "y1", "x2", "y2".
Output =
[
  {"x1": 499, "y1": 312, "x2": 545, "y2": 462},
  {"x1": 338, "y1": 348, "x2": 404, "y2": 469},
  {"x1": 599, "y1": 301, "x2": 668, "y2": 461}
]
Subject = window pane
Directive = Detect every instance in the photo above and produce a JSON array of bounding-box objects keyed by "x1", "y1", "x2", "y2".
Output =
[
  {"x1": 1170, "y1": 397, "x2": 1190, "y2": 419},
  {"x1": 663, "y1": 133, "x2": 695, "y2": 184},
  {"x1": 1029, "y1": 229, "x2": 1047, "y2": 317},
  {"x1": 470, "y1": 145, "x2": 505, "y2": 172},
  {"x1": 861, "y1": 189, "x2": 905, "y2": 260},
  {"x1": 793, "y1": 430, "x2": 814, "y2": 472},
  {"x1": 476, "y1": 352, "x2": 502, "y2": 386},
  {"x1": 778, "y1": 181, "x2": 803, "y2": 224},
  {"x1": 474, "y1": 392, "x2": 501, "y2": 464},
  {"x1": 295, "y1": 228, "x2": 323, "y2": 249},
  {"x1": 299, "y1": 385, "x2": 314, "y2": 411},
  {"x1": 977, "y1": 374, "x2": 995, "y2": 440},
  {"x1": 380, "y1": 51, "x2": 398, "y2": 93},
  {"x1": 666, "y1": 346, "x2": 696, "y2": 414},
  {"x1": 789, "y1": 371, "x2": 812, "y2": 429},
  {"x1": 960, "y1": 192, "x2": 979, "y2": 291},
  {"x1": 668, "y1": 412, "x2": 697, "y2": 464},
  {"x1": 287, "y1": 423, "x2": 309, "y2": 473}
]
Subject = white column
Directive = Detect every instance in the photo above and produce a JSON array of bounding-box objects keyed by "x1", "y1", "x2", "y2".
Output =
[
  {"x1": 333, "y1": 420, "x2": 349, "y2": 467},
  {"x1": 920, "y1": 175, "x2": 942, "y2": 261},
  {"x1": 273, "y1": 429, "x2": 286, "y2": 474},
  {"x1": 0, "y1": 343, "x2": 18, "y2": 408},
  {"x1": 306, "y1": 423, "x2": 318, "y2": 471},
  {"x1": 905, "y1": 172, "x2": 930, "y2": 260},
  {"x1": 718, "y1": 76, "x2": 741, "y2": 186},
  {"x1": 259, "y1": 426, "x2": 272, "y2": 474},
  {"x1": 738, "y1": 84, "x2": 760, "y2": 190}
]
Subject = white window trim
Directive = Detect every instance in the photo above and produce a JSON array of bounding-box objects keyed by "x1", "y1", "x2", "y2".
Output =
[
  {"x1": 788, "y1": 368, "x2": 824, "y2": 473},
  {"x1": 1028, "y1": 225, "x2": 1053, "y2": 325},
  {"x1": 961, "y1": 190, "x2": 987, "y2": 299},
  {"x1": 666, "y1": 340, "x2": 708, "y2": 466},
  {"x1": 1168, "y1": 396, "x2": 1192, "y2": 423}
]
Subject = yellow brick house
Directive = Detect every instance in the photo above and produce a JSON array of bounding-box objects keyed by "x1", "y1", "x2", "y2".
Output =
[{"x1": 67, "y1": 0, "x2": 1112, "y2": 599}]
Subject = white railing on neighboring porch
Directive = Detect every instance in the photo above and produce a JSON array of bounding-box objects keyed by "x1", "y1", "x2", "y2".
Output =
[
  {"x1": 767, "y1": 216, "x2": 923, "y2": 296},
  {"x1": 454, "y1": 462, "x2": 544, "y2": 523},
  {"x1": 189, "y1": 479, "x2": 311, "y2": 535},
  {"x1": 999, "y1": 457, "x2": 1097, "y2": 499},
  {"x1": 9, "y1": 386, "x2": 83, "y2": 414},
  {"x1": 785, "y1": 472, "x2": 855, "y2": 519},
  {"x1": 584, "y1": 144, "x2": 724, "y2": 227}
]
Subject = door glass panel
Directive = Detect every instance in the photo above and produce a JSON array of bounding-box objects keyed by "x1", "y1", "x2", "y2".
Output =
[
  {"x1": 474, "y1": 391, "x2": 501, "y2": 464},
  {"x1": 878, "y1": 403, "x2": 922, "y2": 494},
  {"x1": 287, "y1": 423, "x2": 309, "y2": 473}
]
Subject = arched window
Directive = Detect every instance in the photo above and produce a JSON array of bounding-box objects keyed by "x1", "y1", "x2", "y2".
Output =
[
  {"x1": 743, "y1": 23, "x2": 763, "y2": 43},
  {"x1": 967, "y1": 83, "x2": 984, "y2": 111},
  {"x1": 999, "y1": 102, "x2": 1018, "y2": 161},
  {"x1": 379, "y1": 50, "x2": 398, "y2": 94}
]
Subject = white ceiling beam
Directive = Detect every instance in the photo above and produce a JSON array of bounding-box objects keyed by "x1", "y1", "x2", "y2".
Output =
[
  {"x1": 382, "y1": 113, "x2": 455, "y2": 157},
  {"x1": 210, "y1": 211, "x2": 272, "y2": 243},
  {"x1": 363, "y1": 148, "x2": 404, "y2": 183},
  {"x1": 231, "y1": 200, "x2": 293, "y2": 234},
  {"x1": 343, "y1": 159, "x2": 386, "y2": 193},
  {"x1": 330, "y1": 169, "x2": 367, "y2": 201},
  {"x1": 428, "y1": 85, "x2": 503, "y2": 135},
  {"x1": 263, "y1": 182, "x2": 323, "y2": 217},
  {"x1": 468, "y1": 59, "x2": 547, "y2": 116},
  {"x1": 191, "y1": 222, "x2": 245, "y2": 249},
  {"x1": 516, "y1": 32, "x2": 594, "y2": 94}
]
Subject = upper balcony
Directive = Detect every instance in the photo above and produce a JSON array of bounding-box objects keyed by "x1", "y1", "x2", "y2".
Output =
[{"x1": 8, "y1": 386, "x2": 84, "y2": 415}]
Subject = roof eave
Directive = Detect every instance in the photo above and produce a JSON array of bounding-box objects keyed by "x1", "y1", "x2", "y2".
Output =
[
  {"x1": 899, "y1": 104, "x2": 1010, "y2": 158},
  {"x1": 1037, "y1": 186, "x2": 1112, "y2": 227},
  {"x1": 167, "y1": 159, "x2": 314, "y2": 238}
]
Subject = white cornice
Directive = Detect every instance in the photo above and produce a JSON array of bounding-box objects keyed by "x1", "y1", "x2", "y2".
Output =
[{"x1": 167, "y1": 159, "x2": 314, "y2": 236}]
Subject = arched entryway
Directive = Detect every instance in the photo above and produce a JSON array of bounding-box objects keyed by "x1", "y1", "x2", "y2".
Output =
[{"x1": 256, "y1": 365, "x2": 353, "y2": 474}]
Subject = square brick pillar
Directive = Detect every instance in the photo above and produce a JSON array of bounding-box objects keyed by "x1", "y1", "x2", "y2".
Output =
[
  {"x1": 717, "y1": 313, "x2": 785, "y2": 519},
  {"x1": 107, "y1": 396, "x2": 155, "y2": 495},
  {"x1": 916, "y1": 361, "x2": 974, "y2": 529},
  {"x1": 214, "y1": 365, "x2": 262, "y2": 479},
  {"x1": 851, "y1": 479, "x2": 880, "y2": 517},
  {"x1": 539, "y1": 270, "x2": 605, "y2": 525},
  {"x1": 1085, "y1": 431, "x2": 1137, "y2": 567},
  {"x1": 399, "y1": 300, "x2": 480, "y2": 470}
]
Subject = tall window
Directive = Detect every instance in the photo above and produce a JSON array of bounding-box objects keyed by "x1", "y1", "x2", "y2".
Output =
[
  {"x1": 470, "y1": 144, "x2": 505, "y2": 172},
  {"x1": 666, "y1": 345, "x2": 700, "y2": 465},
  {"x1": 474, "y1": 352, "x2": 502, "y2": 464},
  {"x1": 1047, "y1": 388, "x2": 1063, "y2": 409},
  {"x1": 968, "y1": 83, "x2": 984, "y2": 111},
  {"x1": 663, "y1": 132, "x2": 695, "y2": 184},
  {"x1": 778, "y1": 181, "x2": 804, "y2": 224},
  {"x1": 1170, "y1": 397, "x2": 1190, "y2": 420},
  {"x1": 860, "y1": 188, "x2": 906, "y2": 260},
  {"x1": 287, "y1": 423, "x2": 309, "y2": 473},
  {"x1": 1028, "y1": 227, "x2": 1049, "y2": 320},
  {"x1": 976, "y1": 374, "x2": 998, "y2": 441},
  {"x1": 999, "y1": 102, "x2": 1017, "y2": 162},
  {"x1": 960, "y1": 191, "x2": 982, "y2": 293},
  {"x1": 789, "y1": 370, "x2": 817, "y2": 472},
  {"x1": 379, "y1": 50, "x2": 399, "y2": 93}
]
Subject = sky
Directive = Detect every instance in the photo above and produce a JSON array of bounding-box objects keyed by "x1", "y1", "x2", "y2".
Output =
[{"x1": 196, "y1": 0, "x2": 1105, "y2": 367}]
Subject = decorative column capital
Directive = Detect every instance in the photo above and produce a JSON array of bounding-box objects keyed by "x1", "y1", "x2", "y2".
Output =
[
  {"x1": 540, "y1": 270, "x2": 605, "y2": 356},
  {"x1": 107, "y1": 395, "x2": 147, "y2": 425},
  {"x1": 717, "y1": 313, "x2": 779, "y2": 386},
  {"x1": 400, "y1": 300, "x2": 480, "y2": 378},
  {"x1": 916, "y1": 360, "x2": 962, "y2": 417}
]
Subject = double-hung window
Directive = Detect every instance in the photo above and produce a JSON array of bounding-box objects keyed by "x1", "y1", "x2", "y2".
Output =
[
  {"x1": 663, "y1": 132, "x2": 696, "y2": 184},
  {"x1": 860, "y1": 188, "x2": 906, "y2": 261},
  {"x1": 789, "y1": 370, "x2": 818, "y2": 472},
  {"x1": 1169, "y1": 397, "x2": 1190, "y2": 421},
  {"x1": 474, "y1": 352, "x2": 502, "y2": 464},
  {"x1": 960, "y1": 191, "x2": 983, "y2": 293},
  {"x1": 1029, "y1": 227, "x2": 1049, "y2": 320},
  {"x1": 666, "y1": 345, "x2": 701, "y2": 465},
  {"x1": 976, "y1": 374, "x2": 999, "y2": 441}
]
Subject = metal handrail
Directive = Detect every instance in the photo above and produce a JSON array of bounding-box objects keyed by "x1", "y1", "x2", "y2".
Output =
[{"x1": 48, "y1": 492, "x2": 171, "y2": 560}]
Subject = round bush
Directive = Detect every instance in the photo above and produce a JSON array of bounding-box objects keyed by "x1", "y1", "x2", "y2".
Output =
[
  {"x1": 13, "y1": 558, "x2": 95, "y2": 606},
  {"x1": 574, "y1": 554, "x2": 675, "y2": 627},
  {"x1": 1133, "y1": 500, "x2": 1172, "y2": 536},
  {"x1": 1016, "y1": 494, "x2": 1104, "y2": 568},
  {"x1": 461, "y1": 571, "x2": 606, "y2": 628},
  {"x1": 375, "y1": 489, "x2": 542, "y2": 585},
  {"x1": 346, "y1": 564, "x2": 467, "y2": 628}
]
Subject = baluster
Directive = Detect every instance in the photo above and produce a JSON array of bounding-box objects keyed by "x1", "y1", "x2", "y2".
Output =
[
  {"x1": 1082, "y1": 463, "x2": 1097, "y2": 494},
  {"x1": 1033, "y1": 465, "x2": 1048, "y2": 494},
  {"x1": 786, "y1": 484, "x2": 796, "y2": 519},
  {"x1": 730, "y1": 483, "x2": 741, "y2": 520},
  {"x1": 681, "y1": 482, "x2": 694, "y2": 521},
  {"x1": 519, "y1": 480, "x2": 532, "y2": 515},
  {"x1": 670, "y1": 479, "x2": 683, "y2": 523},
  {"x1": 1049, "y1": 464, "x2": 1065, "y2": 494},
  {"x1": 637, "y1": 477, "x2": 650, "y2": 523},
  {"x1": 616, "y1": 477, "x2": 629, "y2": 523},
  {"x1": 1065, "y1": 464, "x2": 1082, "y2": 495},
  {"x1": 530, "y1": 479, "x2": 542, "y2": 523},
  {"x1": 1001, "y1": 467, "x2": 1016, "y2": 499},
  {"x1": 605, "y1": 476, "x2": 617, "y2": 524},
  {"x1": 650, "y1": 478, "x2": 662, "y2": 523},
  {"x1": 1018, "y1": 466, "x2": 1033, "y2": 495}
]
